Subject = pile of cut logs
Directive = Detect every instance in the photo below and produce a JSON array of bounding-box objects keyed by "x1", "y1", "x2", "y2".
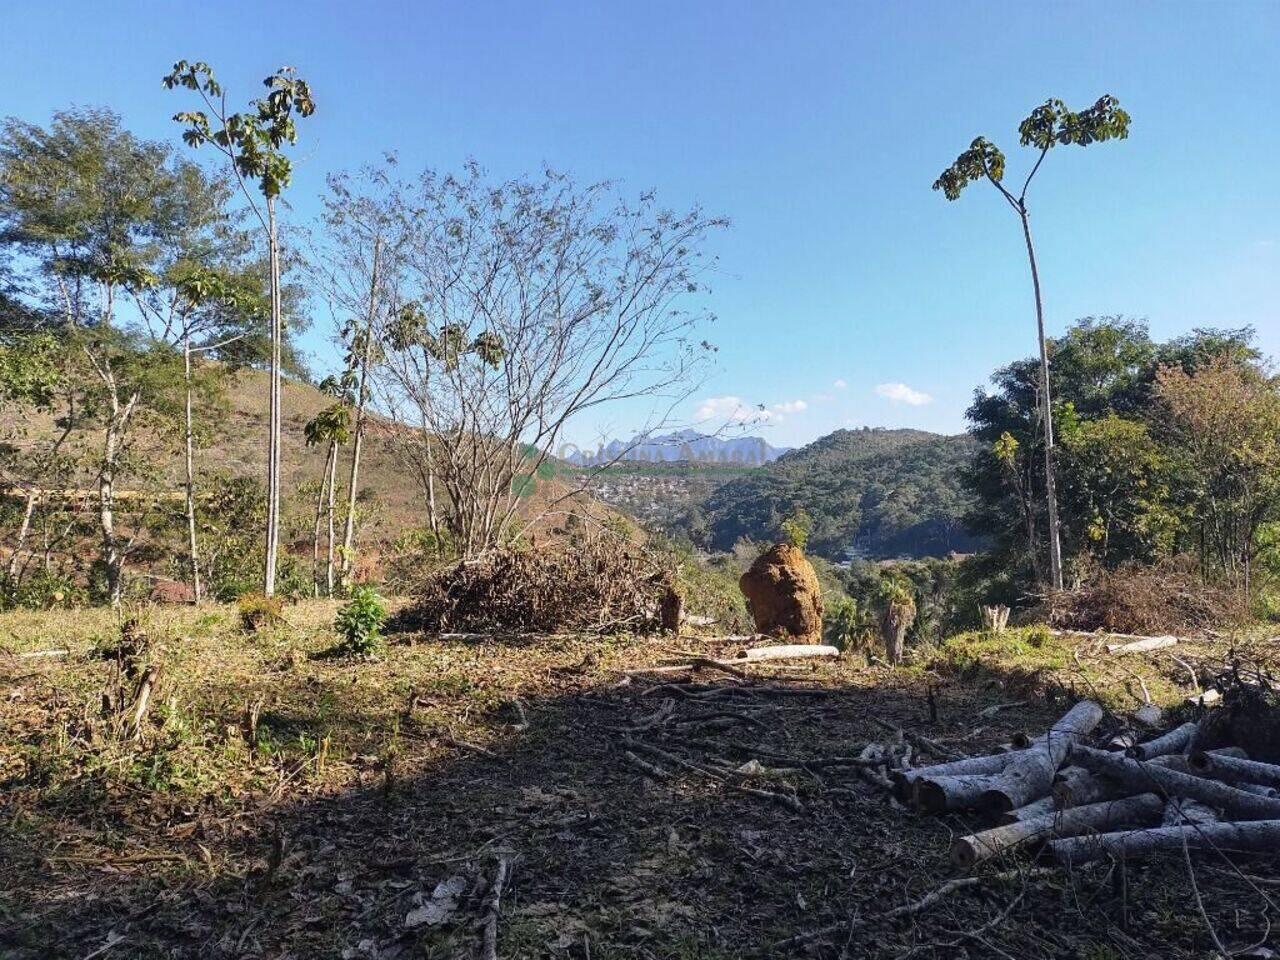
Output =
[{"x1": 893, "y1": 700, "x2": 1280, "y2": 869}]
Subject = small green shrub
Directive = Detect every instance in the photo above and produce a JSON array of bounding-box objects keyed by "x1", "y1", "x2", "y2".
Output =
[
  {"x1": 335, "y1": 586, "x2": 387, "y2": 655},
  {"x1": 238, "y1": 592, "x2": 284, "y2": 633}
]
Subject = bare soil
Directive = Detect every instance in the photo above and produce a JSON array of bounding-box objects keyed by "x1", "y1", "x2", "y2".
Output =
[{"x1": 2, "y1": 604, "x2": 1277, "y2": 959}]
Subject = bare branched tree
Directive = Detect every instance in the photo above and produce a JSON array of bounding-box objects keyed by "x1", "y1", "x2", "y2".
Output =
[{"x1": 366, "y1": 162, "x2": 725, "y2": 558}]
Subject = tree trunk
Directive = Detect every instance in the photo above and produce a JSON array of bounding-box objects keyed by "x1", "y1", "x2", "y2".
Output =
[
  {"x1": 183, "y1": 338, "x2": 202, "y2": 603},
  {"x1": 1189, "y1": 751, "x2": 1280, "y2": 789},
  {"x1": 977, "y1": 700, "x2": 1104, "y2": 813},
  {"x1": 951, "y1": 793, "x2": 1162, "y2": 869},
  {"x1": 338, "y1": 237, "x2": 381, "y2": 591},
  {"x1": 99, "y1": 411, "x2": 124, "y2": 607},
  {"x1": 1047, "y1": 820, "x2": 1280, "y2": 867},
  {"x1": 6, "y1": 489, "x2": 37, "y2": 587},
  {"x1": 263, "y1": 197, "x2": 283, "y2": 597},
  {"x1": 325, "y1": 444, "x2": 338, "y2": 596},
  {"x1": 1070, "y1": 745, "x2": 1280, "y2": 820},
  {"x1": 311, "y1": 442, "x2": 335, "y2": 597},
  {"x1": 1128, "y1": 722, "x2": 1198, "y2": 761},
  {"x1": 1019, "y1": 206, "x2": 1064, "y2": 591}
]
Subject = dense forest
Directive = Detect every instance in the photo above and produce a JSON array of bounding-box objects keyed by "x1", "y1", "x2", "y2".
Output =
[
  {"x1": 962, "y1": 316, "x2": 1278, "y2": 604},
  {"x1": 682, "y1": 428, "x2": 982, "y2": 559}
]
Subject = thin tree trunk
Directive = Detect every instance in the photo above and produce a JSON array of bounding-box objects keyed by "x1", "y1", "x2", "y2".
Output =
[
  {"x1": 1019, "y1": 207, "x2": 1064, "y2": 592},
  {"x1": 6, "y1": 490, "x2": 37, "y2": 587},
  {"x1": 183, "y1": 338, "x2": 202, "y2": 603},
  {"x1": 264, "y1": 197, "x2": 281, "y2": 597},
  {"x1": 338, "y1": 237, "x2": 381, "y2": 590},
  {"x1": 325, "y1": 444, "x2": 338, "y2": 595},
  {"x1": 311, "y1": 442, "x2": 335, "y2": 596},
  {"x1": 100, "y1": 406, "x2": 124, "y2": 607}
]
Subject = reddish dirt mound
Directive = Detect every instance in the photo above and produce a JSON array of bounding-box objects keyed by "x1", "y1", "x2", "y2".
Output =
[{"x1": 738, "y1": 543, "x2": 823, "y2": 642}]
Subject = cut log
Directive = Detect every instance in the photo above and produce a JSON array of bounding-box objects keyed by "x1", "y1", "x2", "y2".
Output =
[
  {"x1": 1189, "y1": 752, "x2": 1280, "y2": 789},
  {"x1": 977, "y1": 700, "x2": 1105, "y2": 815},
  {"x1": 916, "y1": 773, "x2": 1005, "y2": 813},
  {"x1": 738, "y1": 644, "x2": 840, "y2": 662},
  {"x1": 1162, "y1": 798, "x2": 1218, "y2": 826},
  {"x1": 1105, "y1": 733, "x2": 1138, "y2": 752},
  {"x1": 1106, "y1": 636, "x2": 1178, "y2": 655},
  {"x1": 1052, "y1": 766, "x2": 1115, "y2": 808},
  {"x1": 1047, "y1": 820, "x2": 1280, "y2": 867},
  {"x1": 1127, "y1": 722, "x2": 1198, "y2": 761},
  {"x1": 892, "y1": 752, "x2": 1014, "y2": 803},
  {"x1": 999, "y1": 795, "x2": 1057, "y2": 825},
  {"x1": 1069, "y1": 745, "x2": 1280, "y2": 820},
  {"x1": 951, "y1": 793, "x2": 1163, "y2": 869}
]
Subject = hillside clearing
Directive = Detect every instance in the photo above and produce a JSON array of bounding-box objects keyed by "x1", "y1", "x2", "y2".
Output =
[{"x1": 3, "y1": 606, "x2": 1277, "y2": 958}]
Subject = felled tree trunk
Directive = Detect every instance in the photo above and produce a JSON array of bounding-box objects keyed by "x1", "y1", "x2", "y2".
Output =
[
  {"x1": 1000, "y1": 795, "x2": 1057, "y2": 824},
  {"x1": 1070, "y1": 746, "x2": 1280, "y2": 820},
  {"x1": 977, "y1": 700, "x2": 1104, "y2": 814},
  {"x1": 905, "y1": 753, "x2": 1019, "y2": 809},
  {"x1": 951, "y1": 793, "x2": 1162, "y2": 869},
  {"x1": 1163, "y1": 798, "x2": 1218, "y2": 826},
  {"x1": 1127, "y1": 722, "x2": 1198, "y2": 760},
  {"x1": 1189, "y1": 751, "x2": 1280, "y2": 789},
  {"x1": 1047, "y1": 820, "x2": 1280, "y2": 867}
]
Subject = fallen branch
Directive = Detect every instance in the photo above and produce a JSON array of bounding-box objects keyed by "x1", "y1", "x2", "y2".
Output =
[
  {"x1": 624, "y1": 645, "x2": 839, "y2": 677},
  {"x1": 480, "y1": 855, "x2": 512, "y2": 960}
]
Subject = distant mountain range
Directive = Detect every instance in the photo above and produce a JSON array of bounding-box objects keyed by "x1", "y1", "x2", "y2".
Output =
[{"x1": 567, "y1": 429, "x2": 788, "y2": 467}]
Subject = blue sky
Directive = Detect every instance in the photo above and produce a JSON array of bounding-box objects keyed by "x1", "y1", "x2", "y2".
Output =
[{"x1": 3, "y1": 1, "x2": 1277, "y2": 448}]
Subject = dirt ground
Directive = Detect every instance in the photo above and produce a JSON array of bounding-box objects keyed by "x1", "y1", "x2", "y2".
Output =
[{"x1": 2, "y1": 602, "x2": 1277, "y2": 959}]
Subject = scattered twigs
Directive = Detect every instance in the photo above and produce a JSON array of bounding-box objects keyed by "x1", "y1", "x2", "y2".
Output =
[
  {"x1": 623, "y1": 737, "x2": 802, "y2": 811},
  {"x1": 772, "y1": 867, "x2": 1052, "y2": 951}
]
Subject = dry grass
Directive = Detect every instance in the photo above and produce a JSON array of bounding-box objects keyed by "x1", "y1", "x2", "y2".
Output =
[{"x1": 2, "y1": 604, "x2": 1278, "y2": 959}]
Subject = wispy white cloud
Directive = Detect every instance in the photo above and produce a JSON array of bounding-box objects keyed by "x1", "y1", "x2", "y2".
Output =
[
  {"x1": 695, "y1": 395, "x2": 778, "y2": 424},
  {"x1": 694, "y1": 395, "x2": 811, "y2": 425},
  {"x1": 833, "y1": 378, "x2": 848, "y2": 390},
  {"x1": 874, "y1": 382, "x2": 932, "y2": 406},
  {"x1": 772, "y1": 399, "x2": 807, "y2": 415}
]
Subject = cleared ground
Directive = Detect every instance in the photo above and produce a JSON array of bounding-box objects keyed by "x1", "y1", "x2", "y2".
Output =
[{"x1": 2, "y1": 602, "x2": 1276, "y2": 958}]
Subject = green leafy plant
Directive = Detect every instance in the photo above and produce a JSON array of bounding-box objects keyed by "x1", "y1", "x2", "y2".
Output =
[{"x1": 335, "y1": 585, "x2": 386, "y2": 655}]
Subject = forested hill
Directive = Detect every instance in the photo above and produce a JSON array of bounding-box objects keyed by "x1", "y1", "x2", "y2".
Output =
[{"x1": 684, "y1": 427, "x2": 982, "y2": 559}]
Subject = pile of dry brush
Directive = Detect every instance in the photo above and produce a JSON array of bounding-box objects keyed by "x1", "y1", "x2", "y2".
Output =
[
  {"x1": 884, "y1": 667, "x2": 1280, "y2": 871},
  {"x1": 390, "y1": 540, "x2": 671, "y2": 635},
  {"x1": 1039, "y1": 562, "x2": 1245, "y2": 635}
]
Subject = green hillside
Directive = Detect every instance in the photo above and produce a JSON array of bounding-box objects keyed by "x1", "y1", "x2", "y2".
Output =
[{"x1": 684, "y1": 427, "x2": 982, "y2": 559}]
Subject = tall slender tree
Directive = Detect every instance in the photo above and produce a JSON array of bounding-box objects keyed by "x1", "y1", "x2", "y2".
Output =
[
  {"x1": 934, "y1": 96, "x2": 1131, "y2": 591},
  {"x1": 165, "y1": 60, "x2": 315, "y2": 597}
]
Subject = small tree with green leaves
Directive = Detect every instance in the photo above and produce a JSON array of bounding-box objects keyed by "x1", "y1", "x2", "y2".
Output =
[
  {"x1": 165, "y1": 60, "x2": 315, "y2": 598},
  {"x1": 779, "y1": 507, "x2": 813, "y2": 551},
  {"x1": 934, "y1": 96, "x2": 1131, "y2": 591}
]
